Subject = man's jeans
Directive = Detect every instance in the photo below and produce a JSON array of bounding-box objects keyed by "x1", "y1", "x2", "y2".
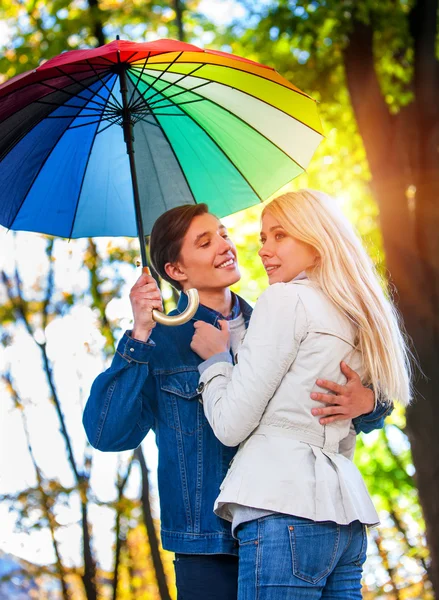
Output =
[
  {"x1": 236, "y1": 514, "x2": 367, "y2": 599},
  {"x1": 174, "y1": 553, "x2": 238, "y2": 600}
]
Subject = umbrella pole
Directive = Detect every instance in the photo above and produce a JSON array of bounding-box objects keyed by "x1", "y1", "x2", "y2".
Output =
[
  {"x1": 119, "y1": 65, "x2": 148, "y2": 269},
  {"x1": 117, "y1": 63, "x2": 199, "y2": 326}
]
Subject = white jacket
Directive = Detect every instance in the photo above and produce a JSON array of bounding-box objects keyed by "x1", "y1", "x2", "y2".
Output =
[{"x1": 199, "y1": 279, "x2": 379, "y2": 526}]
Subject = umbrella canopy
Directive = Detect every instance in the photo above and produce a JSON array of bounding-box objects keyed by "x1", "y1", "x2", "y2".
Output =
[{"x1": 0, "y1": 38, "x2": 323, "y2": 241}]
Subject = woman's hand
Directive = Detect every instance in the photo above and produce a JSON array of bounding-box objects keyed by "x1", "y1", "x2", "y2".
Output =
[
  {"x1": 129, "y1": 273, "x2": 164, "y2": 342},
  {"x1": 191, "y1": 320, "x2": 230, "y2": 360}
]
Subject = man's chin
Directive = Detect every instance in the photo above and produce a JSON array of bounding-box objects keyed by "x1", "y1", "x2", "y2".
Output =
[
  {"x1": 225, "y1": 268, "x2": 241, "y2": 287},
  {"x1": 210, "y1": 267, "x2": 241, "y2": 289}
]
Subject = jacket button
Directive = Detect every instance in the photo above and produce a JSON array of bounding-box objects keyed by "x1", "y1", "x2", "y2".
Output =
[
  {"x1": 129, "y1": 348, "x2": 134, "y2": 352},
  {"x1": 197, "y1": 382, "x2": 205, "y2": 393}
]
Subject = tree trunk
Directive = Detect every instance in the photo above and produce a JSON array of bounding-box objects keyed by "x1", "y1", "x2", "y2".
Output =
[
  {"x1": 88, "y1": 0, "x2": 106, "y2": 46},
  {"x1": 343, "y1": 4, "x2": 439, "y2": 593},
  {"x1": 112, "y1": 457, "x2": 135, "y2": 600},
  {"x1": 174, "y1": 0, "x2": 185, "y2": 42},
  {"x1": 4, "y1": 258, "x2": 99, "y2": 600},
  {"x1": 134, "y1": 447, "x2": 171, "y2": 600}
]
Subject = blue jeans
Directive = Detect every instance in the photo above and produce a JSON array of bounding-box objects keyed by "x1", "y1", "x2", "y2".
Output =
[
  {"x1": 236, "y1": 515, "x2": 367, "y2": 599},
  {"x1": 174, "y1": 553, "x2": 238, "y2": 600}
]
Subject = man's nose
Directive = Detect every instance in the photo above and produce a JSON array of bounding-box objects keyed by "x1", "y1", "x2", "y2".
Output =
[{"x1": 219, "y1": 236, "x2": 233, "y2": 252}]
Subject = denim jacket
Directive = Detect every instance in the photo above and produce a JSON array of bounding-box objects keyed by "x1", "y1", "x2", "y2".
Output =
[{"x1": 83, "y1": 292, "x2": 393, "y2": 556}]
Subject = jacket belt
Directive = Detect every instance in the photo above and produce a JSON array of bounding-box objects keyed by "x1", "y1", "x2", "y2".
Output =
[{"x1": 252, "y1": 423, "x2": 340, "y2": 453}]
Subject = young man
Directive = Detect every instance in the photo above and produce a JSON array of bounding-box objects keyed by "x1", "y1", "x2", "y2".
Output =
[{"x1": 83, "y1": 204, "x2": 392, "y2": 600}]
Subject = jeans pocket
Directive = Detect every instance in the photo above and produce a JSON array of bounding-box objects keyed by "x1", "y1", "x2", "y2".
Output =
[
  {"x1": 236, "y1": 520, "x2": 259, "y2": 546},
  {"x1": 289, "y1": 520, "x2": 340, "y2": 584},
  {"x1": 353, "y1": 524, "x2": 368, "y2": 567}
]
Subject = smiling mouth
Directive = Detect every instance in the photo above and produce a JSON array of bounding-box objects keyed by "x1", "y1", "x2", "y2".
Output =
[
  {"x1": 265, "y1": 265, "x2": 280, "y2": 274},
  {"x1": 216, "y1": 258, "x2": 235, "y2": 269}
]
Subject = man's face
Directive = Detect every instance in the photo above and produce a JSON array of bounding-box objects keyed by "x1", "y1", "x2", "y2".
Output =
[{"x1": 168, "y1": 213, "x2": 241, "y2": 292}]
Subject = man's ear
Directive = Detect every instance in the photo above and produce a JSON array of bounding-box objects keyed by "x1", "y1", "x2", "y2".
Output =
[{"x1": 164, "y1": 262, "x2": 188, "y2": 285}]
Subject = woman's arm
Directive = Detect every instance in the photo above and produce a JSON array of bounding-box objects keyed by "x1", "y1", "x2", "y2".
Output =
[{"x1": 199, "y1": 284, "x2": 307, "y2": 446}]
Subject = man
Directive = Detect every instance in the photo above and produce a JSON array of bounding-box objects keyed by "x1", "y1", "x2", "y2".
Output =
[{"x1": 83, "y1": 203, "x2": 392, "y2": 600}]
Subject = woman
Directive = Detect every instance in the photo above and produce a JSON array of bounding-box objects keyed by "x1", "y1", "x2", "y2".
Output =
[{"x1": 191, "y1": 190, "x2": 412, "y2": 599}]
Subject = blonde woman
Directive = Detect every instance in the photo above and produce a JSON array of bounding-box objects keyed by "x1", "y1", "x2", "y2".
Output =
[{"x1": 190, "y1": 190, "x2": 411, "y2": 600}]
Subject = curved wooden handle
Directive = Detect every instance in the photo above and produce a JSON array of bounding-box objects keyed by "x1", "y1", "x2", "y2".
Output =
[{"x1": 143, "y1": 267, "x2": 199, "y2": 326}]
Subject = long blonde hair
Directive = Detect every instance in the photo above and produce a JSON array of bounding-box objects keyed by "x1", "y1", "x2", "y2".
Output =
[{"x1": 263, "y1": 190, "x2": 412, "y2": 406}]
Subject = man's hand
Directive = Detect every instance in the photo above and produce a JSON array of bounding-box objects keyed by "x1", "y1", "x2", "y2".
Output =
[
  {"x1": 190, "y1": 320, "x2": 230, "y2": 360},
  {"x1": 129, "y1": 273, "x2": 164, "y2": 342},
  {"x1": 310, "y1": 362, "x2": 375, "y2": 425}
]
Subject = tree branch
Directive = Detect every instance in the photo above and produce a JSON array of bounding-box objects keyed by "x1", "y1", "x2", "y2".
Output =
[
  {"x1": 135, "y1": 446, "x2": 171, "y2": 600},
  {"x1": 3, "y1": 371, "x2": 71, "y2": 600},
  {"x1": 3, "y1": 250, "x2": 98, "y2": 600},
  {"x1": 112, "y1": 454, "x2": 135, "y2": 600}
]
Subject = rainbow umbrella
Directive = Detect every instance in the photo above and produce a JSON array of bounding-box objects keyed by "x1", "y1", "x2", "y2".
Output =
[{"x1": 0, "y1": 38, "x2": 323, "y2": 324}]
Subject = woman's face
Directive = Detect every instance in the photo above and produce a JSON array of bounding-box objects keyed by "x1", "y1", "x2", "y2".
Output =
[{"x1": 258, "y1": 211, "x2": 318, "y2": 284}]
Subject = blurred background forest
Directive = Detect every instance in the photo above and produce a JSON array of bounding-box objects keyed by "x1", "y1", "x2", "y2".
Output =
[{"x1": 0, "y1": 0, "x2": 438, "y2": 598}]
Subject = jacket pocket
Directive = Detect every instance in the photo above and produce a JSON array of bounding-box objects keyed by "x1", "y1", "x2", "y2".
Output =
[
  {"x1": 159, "y1": 371, "x2": 207, "y2": 435},
  {"x1": 289, "y1": 520, "x2": 340, "y2": 584}
]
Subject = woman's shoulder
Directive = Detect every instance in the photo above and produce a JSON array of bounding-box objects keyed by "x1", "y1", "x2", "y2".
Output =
[
  {"x1": 291, "y1": 281, "x2": 357, "y2": 341},
  {"x1": 257, "y1": 281, "x2": 304, "y2": 307},
  {"x1": 257, "y1": 279, "x2": 320, "y2": 304},
  {"x1": 253, "y1": 283, "x2": 308, "y2": 328}
]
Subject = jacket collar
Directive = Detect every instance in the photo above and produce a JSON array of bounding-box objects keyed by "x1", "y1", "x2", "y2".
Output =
[
  {"x1": 292, "y1": 270, "x2": 308, "y2": 282},
  {"x1": 177, "y1": 291, "x2": 253, "y2": 327}
]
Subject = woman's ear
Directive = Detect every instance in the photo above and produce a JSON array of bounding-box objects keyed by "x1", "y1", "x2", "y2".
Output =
[{"x1": 164, "y1": 262, "x2": 188, "y2": 285}]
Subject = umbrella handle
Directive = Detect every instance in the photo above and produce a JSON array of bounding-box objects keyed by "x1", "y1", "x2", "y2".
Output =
[{"x1": 142, "y1": 267, "x2": 200, "y2": 326}]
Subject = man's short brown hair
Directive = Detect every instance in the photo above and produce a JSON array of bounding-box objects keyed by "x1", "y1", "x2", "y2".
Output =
[{"x1": 149, "y1": 203, "x2": 209, "y2": 291}]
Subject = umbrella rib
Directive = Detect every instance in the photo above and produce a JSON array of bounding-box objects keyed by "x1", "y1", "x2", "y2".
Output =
[
  {"x1": 85, "y1": 60, "x2": 123, "y2": 110},
  {"x1": 126, "y1": 53, "x2": 151, "y2": 107},
  {"x1": 146, "y1": 78, "x2": 309, "y2": 171},
  {"x1": 142, "y1": 67, "x2": 322, "y2": 137},
  {"x1": 133, "y1": 63, "x2": 206, "y2": 107},
  {"x1": 145, "y1": 57, "x2": 312, "y2": 100},
  {"x1": 129, "y1": 51, "x2": 184, "y2": 113},
  {"x1": 152, "y1": 95, "x2": 266, "y2": 203},
  {"x1": 7, "y1": 78, "x2": 112, "y2": 230},
  {"x1": 54, "y1": 66, "x2": 118, "y2": 111},
  {"x1": 95, "y1": 118, "x2": 122, "y2": 135},
  {"x1": 126, "y1": 51, "x2": 141, "y2": 63},
  {"x1": 44, "y1": 113, "x2": 107, "y2": 119},
  {"x1": 86, "y1": 55, "x2": 115, "y2": 66},
  {"x1": 68, "y1": 76, "x2": 119, "y2": 239},
  {"x1": 139, "y1": 112, "x2": 188, "y2": 117},
  {"x1": 38, "y1": 80, "x2": 110, "y2": 112},
  {"x1": 42, "y1": 109, "x2": 121, "y2": 122},
  {"x1": 132, "y1": 116, "x2": 160, "y2": 127},
  {"x1": 133, "y1": 97, "x2": 205, "y2": 116},
  {"x1": 8, "y1": 119, "x2": 80, "y2": 230},
  {"x1": 148, "y1": 112, "x2": 198, "y2": 204},
  {"x1": 35, "y1": 99, "x2": 107, "y2": 114},
  {"x1": 147, "y1": 79, "x2": 211, "y2": 108},
  {"x1": 0, "y1": 79, "x2": 107, "y2": 161},
  {"x1": 67, "y1": 119, "x2": 106, "y2": 129}
]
